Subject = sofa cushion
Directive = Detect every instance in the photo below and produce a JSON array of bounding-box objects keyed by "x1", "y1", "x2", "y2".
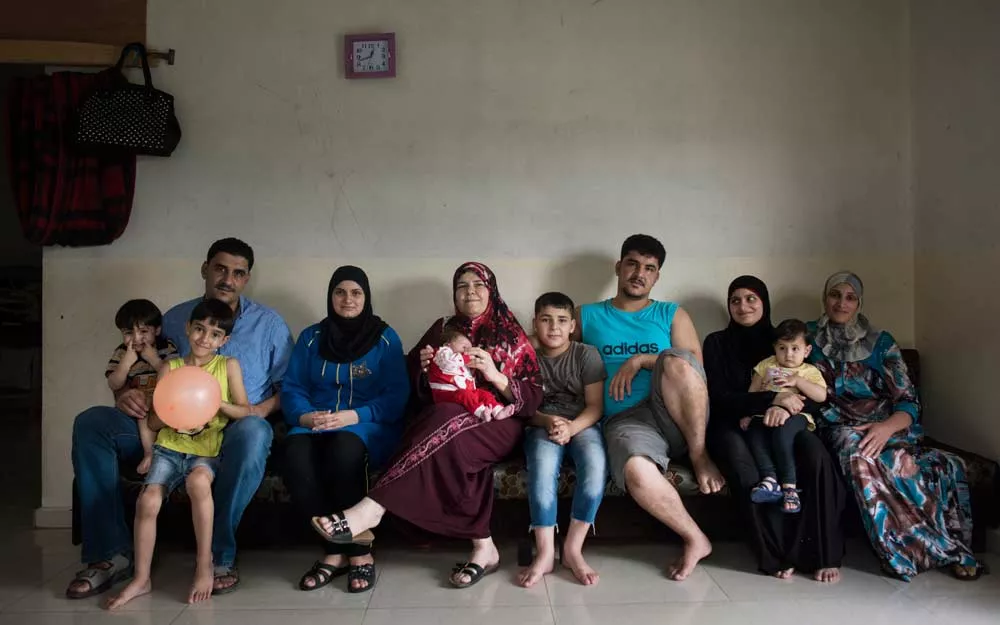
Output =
[{"x1": 153, "y1": 457, "x2": 711, "y2": 505}]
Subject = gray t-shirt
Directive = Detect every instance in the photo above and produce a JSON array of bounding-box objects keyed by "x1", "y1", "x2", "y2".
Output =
[{"x1": 539, "y1": 342, "x2": 607, "y2": 418}]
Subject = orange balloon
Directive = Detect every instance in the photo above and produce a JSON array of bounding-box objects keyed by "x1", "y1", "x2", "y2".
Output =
[{"x1": 153, "y1": 366, "x2": 222, "y2": 431}]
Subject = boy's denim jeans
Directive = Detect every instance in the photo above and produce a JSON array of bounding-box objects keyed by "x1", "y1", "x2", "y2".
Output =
[
  {"x1": 524, "y1": 424, "x2": 607, "y2": 528},
  {"x1": 71, "y1": 406, "x2": 272, "y2": 568}
]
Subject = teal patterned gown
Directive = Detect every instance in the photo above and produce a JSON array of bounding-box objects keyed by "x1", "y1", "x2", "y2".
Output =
[{"x1": 807, "y1": 324, "x2": 977, "y2": 580}]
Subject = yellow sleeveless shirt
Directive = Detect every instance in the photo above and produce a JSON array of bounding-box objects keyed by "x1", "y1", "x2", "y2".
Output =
[{"x1": 155, "y1": 355, "x2": 230, "y2": 457}]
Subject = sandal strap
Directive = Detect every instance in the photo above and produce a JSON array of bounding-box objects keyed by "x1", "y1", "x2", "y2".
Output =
[
  {"x1": 349, "y1": 563, "x2": 376, "y2": 579},
  {"x1": 308, "y1": 561, "x2": 337, "y2": 582},
  {"x1": 752, "y1": 479, "x2": 780, "y2": 493},
  {"x1": 213, "y1": 566, "x2": 240, "y2": 584},
  {"x1": 327, "y1": 514, "x2": 351, "y2": 534},
  {"x1": 72, "y1": 559, "x2": 125, "y2": 587},
  {"x1": 71, "y1": 566, "x2": 108, "y2": 588},
  {"x1": 452, "y1": 562, "x2": 485, "y2": 576}
]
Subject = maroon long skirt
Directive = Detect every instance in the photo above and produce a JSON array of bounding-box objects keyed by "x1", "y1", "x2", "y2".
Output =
[{"x1": 370, "y1": 402, "x2": 524, "y2": 540}]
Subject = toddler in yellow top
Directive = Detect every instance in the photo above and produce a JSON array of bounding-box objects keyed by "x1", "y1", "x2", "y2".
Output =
[
  {"x1": 740, "y1": 319, "x2": 828, "y2": 514},
  {"x1": 107, "y1": 299, "x2": 251, "y2": 610}
]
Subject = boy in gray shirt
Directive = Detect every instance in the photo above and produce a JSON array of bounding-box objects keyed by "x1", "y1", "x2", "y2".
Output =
[{"x1": 518, "y1": 293, "x2": 607, "y2": 589}]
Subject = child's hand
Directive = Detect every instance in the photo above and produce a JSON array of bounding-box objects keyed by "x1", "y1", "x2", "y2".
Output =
[
  {"x1": 739, "y1": 417, "x2": 752, "y2": 431},
  {"x1": 137, "y1": 454, "x2": 152, "y2": 475},
  {"x1": 773, "y1": 374, "x2": 799, "y2": 389},
  {"x1": 121, "y1": 337, "x2": 139, "y2": 365},
  {"x1": 545, "y1": 415, "x2": 567, "y2": 434},
  {"x1": 548, "y1": 417, "x2": 572, "y2": 445},
  {"x1": 139, "y1": 342, "x2": 158, "y2": 363}
]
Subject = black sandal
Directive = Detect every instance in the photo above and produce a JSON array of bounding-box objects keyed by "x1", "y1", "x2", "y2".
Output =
[
  {"x1": 310, "y1": 512, "x2": 375, "y2": 545},
  {"x1": 347, "y1": 563, "x2": 377, "y2": 594},
  {"x1": 449, "y1": 561, "x2": 498, "y2": 589},
  {"x1": 298, "y1": 560, "x2": 349, "y2": 591}
]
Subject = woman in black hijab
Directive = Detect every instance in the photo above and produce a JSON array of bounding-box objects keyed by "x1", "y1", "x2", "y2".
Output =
[
  {"x1": 281, "y1": 266, "x2": 409, "y2": 593},
  {"x1": 703, "y1": 276, "x2": 845, "y2": 582}
]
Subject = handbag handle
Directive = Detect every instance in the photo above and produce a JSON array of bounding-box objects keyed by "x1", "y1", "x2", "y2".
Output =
[{"x1": 114, "y1": 42, "x2": 155, "y2": 89}]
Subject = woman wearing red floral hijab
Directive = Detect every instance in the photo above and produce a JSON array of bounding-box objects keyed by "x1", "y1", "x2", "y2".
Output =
[{"x1": 311, "y1": 262, "x2": 543, "y2": 588}]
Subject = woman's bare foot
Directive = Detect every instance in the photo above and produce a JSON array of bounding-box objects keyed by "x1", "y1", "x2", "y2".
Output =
[
  {"x1": 451, "y1": 539, "x2": 500, "y2": 586},
  {"x1": 517, "y1": 548, "x2": 554, "y2": 588},
  {"x1": 814, "y1": 567, "x2": 840, "y2": 583},
  {"x1": 691, "y1": 455, "x2": 726, "y2": 494},
  {"x1": 563, "y1": 550, "x2": 599, "y2": 586},
  {"x1": 774, "y1": 567, "x2": 794, "y2": 580},
  {"x1": 668, "y1": 535, "x2": 713, "y2": 581},
  {"x1": 105, "y1": 578, "x2": 151, "y2": 610},
  {"x1": 188, "y1": 562, "x2": 214, "y2": 604}
]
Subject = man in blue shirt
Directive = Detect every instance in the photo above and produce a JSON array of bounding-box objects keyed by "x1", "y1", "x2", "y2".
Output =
[
  {"x1": 67, "y1": 238, "x2": 293, "y2": 599},
  {"x1": 577, "y1": 234, "x2": 724, "y2": 583}
]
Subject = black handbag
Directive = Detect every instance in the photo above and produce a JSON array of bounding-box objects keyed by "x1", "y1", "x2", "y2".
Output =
[{"x1": 71, "y1": 42, "x2": 181, "y2": 157}]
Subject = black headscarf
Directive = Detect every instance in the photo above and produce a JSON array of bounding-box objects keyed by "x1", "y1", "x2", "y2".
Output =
[
  {"x1": 721, "y1": 275, "x2": 773, "y2": 370},
  {"x1": 704, "y1": 275, "x2": 781, "y2": 425},
  {"x1": 318, "y1": 265, "x2": 388, "y2": 363}
]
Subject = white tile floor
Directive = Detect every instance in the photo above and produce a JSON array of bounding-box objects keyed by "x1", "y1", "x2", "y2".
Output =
[{"x1": 1, "y1": 528, "x2": 997, "y2": 625}]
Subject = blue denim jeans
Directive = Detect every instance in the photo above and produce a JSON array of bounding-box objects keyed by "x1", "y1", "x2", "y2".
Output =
[
  {"x1": 145, "y1": 446, "x2": 220, "y2": 491},
  {"x1": 72, "y1": 406, "x2": 272, "y2": 567},
  {"x1": 524, "y1": 424, "x2": 607, "y2": 527}
]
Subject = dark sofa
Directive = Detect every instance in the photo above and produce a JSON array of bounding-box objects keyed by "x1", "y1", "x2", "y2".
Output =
[{"x1": 72, "y1": 349, "x2": 999, "y2": 556}]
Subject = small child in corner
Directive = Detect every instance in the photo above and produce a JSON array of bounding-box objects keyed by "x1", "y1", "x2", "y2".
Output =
[
  {"x1": 742, "y1": 319, "x2": 828, "y2": 513},
  {"x1": 106, "y1": 299, "x2": 251, "y2": 610},
  {"x1": 105, "y1": 299, "x2": 179, "y2": 474},
  {"x1": 427, "y1": 324, "x2": 516, "y2": 421}
]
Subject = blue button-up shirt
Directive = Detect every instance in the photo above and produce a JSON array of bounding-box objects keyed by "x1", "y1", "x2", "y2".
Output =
[{"x1": 162, "y1": 296, "x2": 294, "y2": 405}]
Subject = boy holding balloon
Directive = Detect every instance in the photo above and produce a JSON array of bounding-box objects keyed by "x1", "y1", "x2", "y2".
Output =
[{"x1": 107, "y1": 299, "x2": 252, "y2": 609}]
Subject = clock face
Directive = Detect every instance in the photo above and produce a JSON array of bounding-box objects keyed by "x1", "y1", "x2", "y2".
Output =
[{"x1": 352, "y1": 40, "x2": 390, "y2": 73}]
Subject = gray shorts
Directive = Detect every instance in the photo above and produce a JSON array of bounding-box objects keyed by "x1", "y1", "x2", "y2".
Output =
[{"x1": 604, "y1": 348, "x2": 706, "y2": 490}]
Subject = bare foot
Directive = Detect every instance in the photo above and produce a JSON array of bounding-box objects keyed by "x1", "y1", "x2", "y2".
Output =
[
  {"x1": 105, "y1": 578, "x2": 151, "y2": 610},
  {"x1": 494, "y1": 405, "x2": 516, "y2": 421},
  {"x1": 451, "y1": 541, "x2": 500, "y2": 586},
  {"x1": 667, "y1": 535, "x2": 712, "y2": 581},
  {"x1": 814, "y1": 567, "x2": 840, "y2": 583},
  {"x1": 692, "y1": 455, "x2": 726, "y2": 494},
  {"x1": 563, "y1": 550, "x2": 599, "y2": 586},
  {"x1": 517, "y1": 549, "x2": 554, "y2": 588},
  {"x1": 188, "y1": 562, "x2": 213, "y2": 604},
  {"x1": 774, "y1": 567, "x2": 794, "y2": 579},
  {"x1": 137, "y1": 455, "x2": 152, "y2": 475}
]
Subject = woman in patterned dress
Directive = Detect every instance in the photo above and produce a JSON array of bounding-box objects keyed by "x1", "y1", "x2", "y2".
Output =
[{"x1": 808, "y1": 271, "x2": 984, "y2": 581}]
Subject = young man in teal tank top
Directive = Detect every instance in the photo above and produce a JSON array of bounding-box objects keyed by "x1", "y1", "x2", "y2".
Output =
[{"x1": 577, "y1": 234, "x2": 724, "y2": 582}]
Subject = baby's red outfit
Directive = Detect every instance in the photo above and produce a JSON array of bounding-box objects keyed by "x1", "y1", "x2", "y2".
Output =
[{"x1": 427, "y1": 345, "x2": 510, "y2": 421}]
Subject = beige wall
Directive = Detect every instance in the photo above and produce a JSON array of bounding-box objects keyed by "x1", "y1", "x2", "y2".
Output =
[
  {"x1": 912, "y1": 1, "x2": 1000, "y2": 462},
  {"x1": 40, "y1": 0, "x2": 914, "y2": 515}
]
